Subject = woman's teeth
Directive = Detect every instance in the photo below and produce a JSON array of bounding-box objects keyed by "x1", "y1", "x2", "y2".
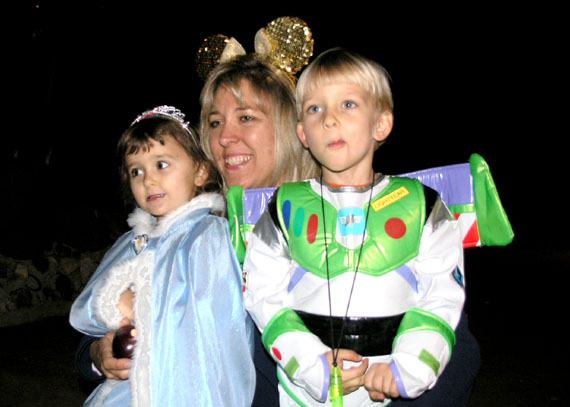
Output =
[{"x1": 225, "y1": 155, "x2": 252, "y2": 166}]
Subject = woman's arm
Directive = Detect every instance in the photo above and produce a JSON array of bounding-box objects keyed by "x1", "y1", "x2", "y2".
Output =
[{"x1": 76, "y1": 320, "x2": 132, "y2": 382}]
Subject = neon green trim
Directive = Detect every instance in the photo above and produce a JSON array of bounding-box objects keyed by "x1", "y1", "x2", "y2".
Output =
[
  {"x1": 277, "y1": 369, "x2": 310, "y2": 407},
  {"x1": 448, "y1": 203, "x2": 476, "y2": 215},
  {"x1": 226, "y1": 186, "x2": 246, "y2": 264},
  {"x1": 419, "y1": 349, "x2": 441, "y2": 376},
  {"x1": 262, "y1": 308, "x2": 311, "y2": 351},
  {"x1": 285, "y1": 357, "x2": 300, "y2": 378},
  {"x1": 470, "y1": 154, "x2": 514, "y2": 246},
  {"x1": 394, "y1": 308, "x2": 456, "y2": 354}
]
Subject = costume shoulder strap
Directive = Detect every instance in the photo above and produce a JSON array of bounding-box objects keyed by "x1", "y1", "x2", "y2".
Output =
[{"x1": 227, "y1": 185, "x2": 278, "y2": 264}]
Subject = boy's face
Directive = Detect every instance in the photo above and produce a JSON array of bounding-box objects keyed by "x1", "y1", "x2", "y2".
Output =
[
  {"x1": 297, "y1": 83, "x2": 392, "y2": 185},
  {"x1": 125, "y1": 135, "x2": 207, "y2": 221}
]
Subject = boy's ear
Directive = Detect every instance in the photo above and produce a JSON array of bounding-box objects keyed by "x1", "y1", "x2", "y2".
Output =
[
  {"x1": 296, "y1": 122, "x2": 310, "y2": 148},
  {"x1": 194, "y1": 162, "x2": 209, "y2": 187},
  {"x1": 373, "y1": 111, "x2": 394, "y2": 143}
]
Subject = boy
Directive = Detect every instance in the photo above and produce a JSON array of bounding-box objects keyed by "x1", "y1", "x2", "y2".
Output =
[{"x1": 244, "y1": 48, "x2": 465, "y2": 406}]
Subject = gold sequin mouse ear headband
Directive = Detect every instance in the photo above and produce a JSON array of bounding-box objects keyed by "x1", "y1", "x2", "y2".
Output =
[{"x1": 195, "y1": 16, "x2": 314, "y2": 85}]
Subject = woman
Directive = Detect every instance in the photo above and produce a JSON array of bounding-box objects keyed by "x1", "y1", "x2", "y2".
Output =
[
  {"x1": 77, "y1": 54, "x2": 479, "y2": 406},
  {"x1": 198, "y1": 54, "x2": 319, "y2": 405}
]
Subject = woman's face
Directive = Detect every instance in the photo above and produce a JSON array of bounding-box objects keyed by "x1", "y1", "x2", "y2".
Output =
[{"x1": 207, "y1": 80, "x2": 276, "y2": 189}]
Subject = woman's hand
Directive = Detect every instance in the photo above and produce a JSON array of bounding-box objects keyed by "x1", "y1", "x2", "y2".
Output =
[
  {"x1": 90, "y1": 318, "x2": 131, "y2": 380},
  {"x1": 325, "y1": 349, "x2": 369, "y2": 395}
]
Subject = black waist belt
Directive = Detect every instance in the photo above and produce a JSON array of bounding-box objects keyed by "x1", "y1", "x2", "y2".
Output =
[{"x1": 296, "y1": 311, "x2": 405, "y2": 356}]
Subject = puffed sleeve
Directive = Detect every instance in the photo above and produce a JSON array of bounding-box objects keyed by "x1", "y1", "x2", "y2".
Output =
[
  {"x1": 390, "y1": 196, "x2": 465, "y2": 398},
  {"x1": 244, "y1": 209, "x2": 331, "y2": 403},
  {"x1": 69, "y1": 233, "x2": 134, "y2": 336}
]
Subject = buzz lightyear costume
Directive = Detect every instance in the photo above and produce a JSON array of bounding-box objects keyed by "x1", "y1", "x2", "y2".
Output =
[
  {"x1": 243, "y1": 175, "x2": 465, "y2": 407},
  {"x1": 234, "y1": 154, "x2": 512, "y2": 406}
]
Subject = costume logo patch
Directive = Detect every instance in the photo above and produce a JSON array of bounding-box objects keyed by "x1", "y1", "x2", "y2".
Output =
[
  {"x1": 337, "y1": 207, "x2": 365, "y2": 236},
  {"x1": 371, "y1": 186, "x2": 410, "y2": 212}
]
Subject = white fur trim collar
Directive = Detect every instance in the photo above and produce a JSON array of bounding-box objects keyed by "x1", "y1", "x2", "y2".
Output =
[{"x1": 127, "y1": 193, "x2": 224, "y2": 238}]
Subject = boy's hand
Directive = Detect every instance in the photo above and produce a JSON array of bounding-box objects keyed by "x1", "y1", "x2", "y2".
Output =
[
  {"x1": 325, "y1": 349, "x2": 369, "y2": 395},
  {"x1": 363, "y1": 362, "x2": 400, "y2": 401},
  {"x1": 90, "y1": 318, "x2": 131, "y2": 380}
]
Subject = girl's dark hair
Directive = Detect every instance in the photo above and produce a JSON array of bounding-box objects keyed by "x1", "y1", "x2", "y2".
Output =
[{"x1": 117, "y1": 117, "x2": 222, "y2": 203}]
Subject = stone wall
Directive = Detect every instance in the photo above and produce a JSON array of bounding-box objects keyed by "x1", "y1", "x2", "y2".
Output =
[{"x1": 0, "y1": 243, "x2": 107, "y2": 327}]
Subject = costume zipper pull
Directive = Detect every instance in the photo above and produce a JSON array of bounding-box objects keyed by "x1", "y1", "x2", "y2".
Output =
[{"x1": 330, "y1": 363, "x2": 343, "y2": 407}]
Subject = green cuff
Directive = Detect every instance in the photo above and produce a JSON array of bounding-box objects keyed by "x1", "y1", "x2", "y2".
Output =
[
  {"x1": 394, "y1": 307, "x2": 456, "y2": 354},
  {"x1": 262, "y1": 308, "x2": 311, "y2": 352}
]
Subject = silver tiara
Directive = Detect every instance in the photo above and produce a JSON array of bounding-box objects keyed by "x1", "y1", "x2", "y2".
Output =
[{"x1": 131, "y1": 105, "x2": 199, "y2": 146}]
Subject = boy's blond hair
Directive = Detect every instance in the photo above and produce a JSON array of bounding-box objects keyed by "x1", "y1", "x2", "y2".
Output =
[{"x1": 296, "y1": 48, "x2": 393, "y2": 120}]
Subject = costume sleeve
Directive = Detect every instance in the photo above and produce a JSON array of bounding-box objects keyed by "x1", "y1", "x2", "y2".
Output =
[
  {"x1": 75, "y1": 335, "x2": 105, "y2": 382},
  {"x1": 69, "y1": 234, "x2": 133, "y2": 337},
  {"x1": 390, "y1": 196, "x2": 465, "y2": 398},
  {"x1": 244, "y1": 210, "x2": 331, "y2": 403}
]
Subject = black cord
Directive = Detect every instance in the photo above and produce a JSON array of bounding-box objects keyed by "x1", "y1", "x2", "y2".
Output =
[{"x1": 321, "y1": 172, "x2": 375, "y2": 366}]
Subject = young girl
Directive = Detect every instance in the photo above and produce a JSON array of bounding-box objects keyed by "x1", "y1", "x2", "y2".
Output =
[{"x1": 70, "y1": 106, "x2": 255, "y2": 407}]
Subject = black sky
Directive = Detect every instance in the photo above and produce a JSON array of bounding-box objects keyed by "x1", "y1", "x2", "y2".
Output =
[{"x1": 8, "y1": 2, "x2": 564, "y2": 257}]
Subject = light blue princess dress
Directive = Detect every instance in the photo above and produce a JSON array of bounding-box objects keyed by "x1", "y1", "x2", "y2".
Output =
[{"x1": 70, "y1": 193, "x2": 256, "y2": 407}]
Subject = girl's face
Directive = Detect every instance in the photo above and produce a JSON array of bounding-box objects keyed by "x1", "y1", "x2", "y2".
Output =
[
  {"x1": 207, "y1": 80, "x2": 276, "y2": 189},
  {"x1": 126, "y1": 135, "x2": 207, "y2": 221}
]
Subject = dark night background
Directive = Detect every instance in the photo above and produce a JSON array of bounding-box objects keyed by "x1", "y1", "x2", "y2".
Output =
[
  {"x1": 1, "y1": 1, "x2": 566, "y2": 405},
  {"x1": 11, "y1": 2, "x2": 564, "y2": 255}
]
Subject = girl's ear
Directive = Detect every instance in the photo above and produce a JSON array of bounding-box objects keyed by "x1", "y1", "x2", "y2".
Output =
[
  {"x1": 296, "y1": 122, "x2": 310, "y2": 148},
  {"x1": 194, "y1": 162, "x2": 209, "y2": 187},
  {"x1": 373, "y1": 111, "x2": 394, "y2": 143}
]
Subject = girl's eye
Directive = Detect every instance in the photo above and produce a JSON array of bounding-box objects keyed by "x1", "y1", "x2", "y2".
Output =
[
  {"x1": 157, "y1": 161, "x2": 169, "y2": 170},
  {"x1": 130, "y1": 168, "x2": 143, "y2": 178},
  {"x1": 209, "y1": 120, "x2": 221, "y2": 129},
  {"x1": 343, "y1": 101, "x2": 357, "y2": 109},
  {"x1": 240, "y1": 115, "x2": 254, "y2": 122},
  {"x1": 307, "y1": 105, "x2": 321, "y2": 114}
]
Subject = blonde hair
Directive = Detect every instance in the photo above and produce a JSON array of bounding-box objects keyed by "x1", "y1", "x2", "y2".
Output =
[
  {"x1": 296, "y1": 48, "x2": 393, "y2": 119},
  {"x1": 199, "y1": 54, "x2": 317, "y2": 187}
]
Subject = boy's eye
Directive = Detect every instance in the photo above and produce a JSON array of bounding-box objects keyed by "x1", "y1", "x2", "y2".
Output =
[
  {"x1": 130, "y1": 168, "x2": 143, "y2": 177},
  {"x1": 307, "y1": 105, "x2": 321, "y2": 114},
  {"x1": 157, "y1": 161, "x2": 169, "y2": 170},
  {"x1": 342, "y1": 101, "x2": 357, "y2": 109}
]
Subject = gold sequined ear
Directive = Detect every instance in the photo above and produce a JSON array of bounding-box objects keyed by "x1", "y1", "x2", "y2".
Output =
[
  {"x1": 254, "y1": 17, "x2": 314, "y2": 84},
  {"x1": 195, "y1": 34, "x2": 246, "y2": 81},
  {"x1": 195, "y1": 17, "x2": 314, "y2": 83}
]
